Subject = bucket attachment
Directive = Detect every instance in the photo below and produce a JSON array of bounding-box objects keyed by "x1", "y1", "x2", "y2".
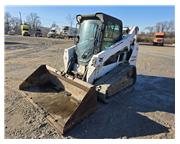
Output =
[{"x1": 19, "y1": 65, "x2": 97, "y2": 134}]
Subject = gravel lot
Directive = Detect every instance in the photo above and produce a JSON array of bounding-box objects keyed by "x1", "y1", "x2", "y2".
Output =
[{"x1": 4, "y1": 35, "x2": 175, "y2": 139}]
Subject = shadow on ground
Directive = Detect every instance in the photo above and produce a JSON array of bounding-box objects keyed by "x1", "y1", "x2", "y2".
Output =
[
  {"x1": 5, "y1": 41, "x2": 26, "y2": 45},
  {"x1": 65, "y1": 75, "x2": 175, "y2": 138}
]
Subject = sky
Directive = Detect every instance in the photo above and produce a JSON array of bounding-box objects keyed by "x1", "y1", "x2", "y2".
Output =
[{"x1": 5, "y1": 6, "x2": 175, "y2": 32}]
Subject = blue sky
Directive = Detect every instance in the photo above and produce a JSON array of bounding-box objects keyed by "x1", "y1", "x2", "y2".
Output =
[{"x1": 5, "y1": 6, "x2": 175, "y2": 32}]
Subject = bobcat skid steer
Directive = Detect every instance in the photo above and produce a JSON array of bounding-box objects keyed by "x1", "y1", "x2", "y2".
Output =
[{"x1": 19, "y1": 13, "x2": 139, "y2": 134}]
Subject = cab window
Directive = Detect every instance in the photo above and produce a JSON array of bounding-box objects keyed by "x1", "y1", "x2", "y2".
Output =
[{"x1": 101, "y1": 21, "x2": 121, "y2": 50}]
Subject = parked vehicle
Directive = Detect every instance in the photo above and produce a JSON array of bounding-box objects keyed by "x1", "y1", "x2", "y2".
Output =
[
  {"x1": 21, "y1": 24, "x2": 30, "y2": 36},
  {"x1": 61, "y1": 26, "x2": 77, "y2": 39},
  {"x1": 7, "y1": 30, "x2": 15, "y2": 35},
  {"x1": 153, "y1": 32, "x2": 165, "y2": 46},
  {"x1": 47, "y1": 27, "x2": 61, "y2": 38},
  {"x1": 34, "y1": 29, "x2": 42, "y2": 37}
]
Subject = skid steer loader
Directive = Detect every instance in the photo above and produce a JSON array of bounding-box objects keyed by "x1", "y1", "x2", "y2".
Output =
[{"x1": 19, "y1": 13, "x2": 139, "y2": 134}]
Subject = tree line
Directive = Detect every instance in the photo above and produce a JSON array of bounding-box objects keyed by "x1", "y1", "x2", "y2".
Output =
[
  {"x1": 5, "y1": 12, "x2": 41, "y2": 35},
  {"x1": 137, "y1": 20, "x2": 175, "y2": 44},
  {"x1": 5, "y1": 12, "x2": 76, "y2": 36},
  {"x1": 144, "y1": 20, "x2": 175, "y2": 35}
]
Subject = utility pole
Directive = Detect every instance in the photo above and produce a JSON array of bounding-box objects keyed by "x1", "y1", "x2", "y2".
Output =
[{"x1": 19, "y1": 12, "x2": 22, "y2": 25}]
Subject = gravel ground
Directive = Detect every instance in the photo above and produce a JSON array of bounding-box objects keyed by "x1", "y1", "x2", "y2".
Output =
[{"x1": 4, "y1": 35, "x2": 175, "y2": 139}]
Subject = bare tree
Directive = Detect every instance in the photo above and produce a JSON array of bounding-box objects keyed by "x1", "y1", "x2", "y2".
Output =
[
  {"x1": 169, "y1": 20, "x2": 175, "y2": 33},
  {"x1": 5, "y1": 12, "x2": 11, "y2": 23},
  {"x1": 26, "y1": 13, "x2": 41, "y2": 33},
  {"x1": 50, "y1": 22, "x2": 58, "y2": 28},
  {"x1": 145, "y1": 26, "x2": 154, "y2": 33},
  {"x1": 155, "y1": 22, "x2": 161, "y2": 32},
  {"x1": 164, "y1": 21, "x2": 171, "y2": 32},
  {"x1": 66, "y1": 14, "x2": 75, "y2": 27},
  {"x1": 155, "y1": 22, "x2": 168, "y2": 32},
  {"x1": 161, "y1": 22, "x2": 167, "y2": 32},
  {"x1": 9, "y1": 17, "x2": 21, "y2": 34},
  {"x1": 168, "y1": 20, "x2": 175, "y2": 37},
  {"x1": 4, "y1": 12, "x2": 11, "y2": 34}
]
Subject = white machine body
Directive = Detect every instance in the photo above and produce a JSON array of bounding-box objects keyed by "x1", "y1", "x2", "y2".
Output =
[{"x1": 64, "y1": 26, "x2": 139, "y2": 84}]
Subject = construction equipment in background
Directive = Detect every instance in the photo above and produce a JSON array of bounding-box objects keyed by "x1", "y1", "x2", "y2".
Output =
[
  {"x1": 153, "y1": 32, "x2": 165, "y2": 46},
  {"x1": 19, "y1": 12, "x2": 30, "y2": 36},
  {"x1": 47, "y1": 26, "x2": 77, "y2": 39},
  {"x1": 7, "y1": 29, "x2": 15, "y2": 35},
  {"x1": 34, "y1": 28, "x2": 42, "y2": 37},
  {"x1": 61, "y1": 26, "x2": 77, "y2": 39},
  {"x1": 20, "y1": 24, "x2": 30, "y2": 36},
  {"x1": 47, "y1": 27, "x2": 61, "y2": 38},
  {"x1": 19, "y1": 13, "x2": 139, "y2": 134}
]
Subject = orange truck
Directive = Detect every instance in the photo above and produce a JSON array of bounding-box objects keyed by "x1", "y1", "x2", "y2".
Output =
[{"x1": 153, "y1": 32, "x2": 165, "y2": 46}]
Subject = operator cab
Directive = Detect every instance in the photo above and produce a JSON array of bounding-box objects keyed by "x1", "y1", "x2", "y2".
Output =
[{"x1": 75, "y1": 13, "x2": 123, "y2": 65}]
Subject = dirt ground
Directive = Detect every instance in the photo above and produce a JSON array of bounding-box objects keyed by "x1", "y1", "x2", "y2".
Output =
[{"x1": 4, "y1": 35, "x2": 175, "y2": 139}]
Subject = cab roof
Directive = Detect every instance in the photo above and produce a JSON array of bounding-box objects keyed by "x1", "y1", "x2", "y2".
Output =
[
  {"x1": 155, "y1": 32, "x2": 165, "y2": 36},
  {"x1": 76, "y1": 12, "x2": 123, "y2": 27}
]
